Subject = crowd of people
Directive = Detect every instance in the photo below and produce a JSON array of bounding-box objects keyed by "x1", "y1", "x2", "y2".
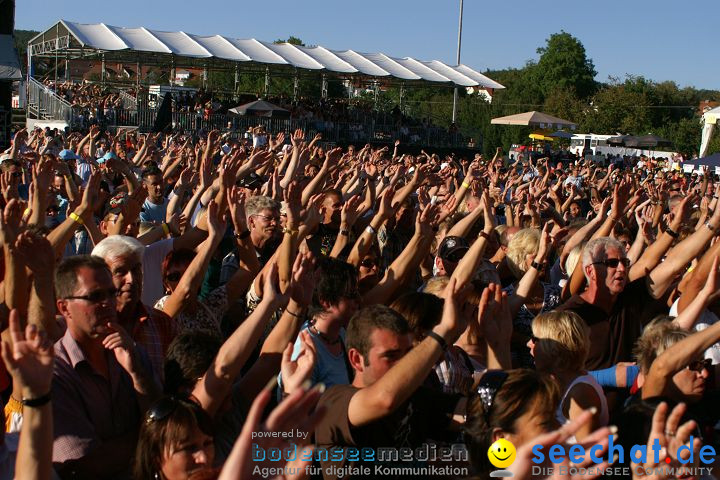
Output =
[
  {"x1": 0, "y1": 121, "x2": 718, "y2": 480},
  {"x1": 41, "y1": 79, "x2": 464, "y2": 147}
]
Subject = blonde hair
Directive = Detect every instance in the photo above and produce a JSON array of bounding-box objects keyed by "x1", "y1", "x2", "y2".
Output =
[
  {"x1": 532, "y1": 311, "x2": 590, "y2": 372},
  {"x1": 506, "y1": 228, "x2": 540, "y2": 279},
  {"x1": 633, "y1": 318, "x2": 689, "y2": 374},
  {"x1": 423, "y1": 276, "x2": 449, "y2": 297},
  {"x1": 565, "y1": 242, "x2": 585, "y2": 277}
]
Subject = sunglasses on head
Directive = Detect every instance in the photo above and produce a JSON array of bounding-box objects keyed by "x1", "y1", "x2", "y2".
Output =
[
  {"x1": 145, "y1": 396, "x2": 197, "y2": 424},
  {"x1": 688, "y1": 358, "x2": 712, "y2": 373},
  {"x1": 592, "y1": 257, "x2": 631, "y2": 269},
  {"x1": 476, "y1": 370, "x2": 509, "y2": 420}
]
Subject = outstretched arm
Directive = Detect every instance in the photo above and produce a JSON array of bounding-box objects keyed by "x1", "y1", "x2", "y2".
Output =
[{"x1": 348, "y1": 278, "x2": 468, "y2": 427}]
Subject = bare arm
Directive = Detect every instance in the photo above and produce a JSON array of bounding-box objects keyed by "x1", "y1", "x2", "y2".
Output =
[
  {"x1": 348, "y1": 278, "x2": 467, "y2": 427},
  {"x1": 160, "y1": 201, "x2": 224, "y2": 319},
  {"x1": 192, "y1": 269, "x2": 287, "y2": 418}
]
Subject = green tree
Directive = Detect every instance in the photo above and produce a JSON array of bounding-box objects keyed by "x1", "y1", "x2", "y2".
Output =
[
  {"x1": 583, "y1": 82, "x2": 650, "y2": 134},
  {"x1": 274, "y1": 36, "x2": 305, "y2": 46},
  {"x1": 543, "y1": 86, "x2": 585, "y2": 125},
  {"x1": 535, "y1": 31, "x2": 597, "y2": 99}
]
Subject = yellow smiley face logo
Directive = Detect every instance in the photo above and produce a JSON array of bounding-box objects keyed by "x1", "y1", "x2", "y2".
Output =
[{"x1": 487, "y1": 438, "x2": 516, "y2": 469}]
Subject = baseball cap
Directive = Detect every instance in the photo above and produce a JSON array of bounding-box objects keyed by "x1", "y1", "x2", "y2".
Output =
[
  {"x1": 58, "y1": 149, "x2": 77, "y2": 161},
  {"x1": 98, "y1": 151, "x2": 117, "y2": 164},
  {"x1": 438, "y1": 236, "x2": 469, "y2": 263}
]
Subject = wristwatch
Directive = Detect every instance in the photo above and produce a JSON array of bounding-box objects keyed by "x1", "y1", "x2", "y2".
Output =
[{"x1": 234, "y1": 230, "x2": 251, "y2": 240}]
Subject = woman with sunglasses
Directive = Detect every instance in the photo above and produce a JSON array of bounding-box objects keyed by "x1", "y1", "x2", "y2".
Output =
[
  {"x1": 154, "y1": 201, "x2": 255, "y2": 335},
  {"x1": 464, "y1": 369, "x2": 561, "y2": 477},
  {"x1": 135, "y1": 396, "x2": 217, "y2": 480},
  {"x1": 528, "y1": 310, "x2": 609, "y2": 442},
  {"x1": 504, "y1": 226, "x2": 563, "y2": 368}
]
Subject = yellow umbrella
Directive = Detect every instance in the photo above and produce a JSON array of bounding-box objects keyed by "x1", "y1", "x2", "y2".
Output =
[{"x1": 529, "y1": 133, "x2": 555, "y2": 141}]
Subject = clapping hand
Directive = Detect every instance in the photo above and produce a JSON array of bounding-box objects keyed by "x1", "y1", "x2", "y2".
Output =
[{"x1": 1, "y1": 309, "x2": 54, "y2": 399}]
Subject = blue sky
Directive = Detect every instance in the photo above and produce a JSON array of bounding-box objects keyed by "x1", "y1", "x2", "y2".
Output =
[{"x1": 15, "y1": 0, "x2": 720, "y2": 90}]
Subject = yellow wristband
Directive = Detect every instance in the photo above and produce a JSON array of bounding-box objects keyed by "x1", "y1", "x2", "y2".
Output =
[
  {"x1": 69, "y1": 212, "x2": 84, "y2": 225},
  {"x1": 462, "y1": 181, "x2": 471, "y2": 189},
  {"x1": 162, "y1": 223, "x2": 170, "y2": 235},
  {"x1": 23, "y1": 208, "x2": 30, "y2": 217}
]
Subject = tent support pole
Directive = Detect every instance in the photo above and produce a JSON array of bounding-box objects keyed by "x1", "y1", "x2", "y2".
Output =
[
  {"x1": 399, "y1": 83, "x2": 405, "y2": 111},
  {"x1": 321, "y1": 74, "x2": 327, "y2": 99},
  {"x1": 264, "y1": 67, "x2": 270, "y2": 97},
  {"x1": 54, "y1": 23, "x2": 59, "y2": 85},
  {"x1": 452, "y1": 0, "x2": 463, "y2": 124},
  {"x1": 293, "y1": 71, "x2": 299, "y2": 102},
  {"x1": 101, "y1": 54, "x2": 105, "y2": 86},
  {"x1": 234, "y1": 65, "x2": 239, "y2": 98}
]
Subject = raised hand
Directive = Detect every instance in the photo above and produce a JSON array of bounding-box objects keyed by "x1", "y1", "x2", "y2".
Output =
[
  {"x1": 14, "y1": 230, "x2": 55, "y2": 278},
  {"x1": 340, "y1": 194, "x2": 363, "y2": 228},
  {"x1": 289, "y1": 251, "x2": 315, "y2": 308},
  {"x1": 218, "y1": 382, "x2": 326, "y2": 480},
  {"x1": 290, "y1": 129, "x2": 305, "y2": 147},
  {"x1": 631, "y1": 402, "x2": 702, "y2": 480},
  {"x1": 436, "y1": 194, "x2": 458, "y2": 225},
  {"x1": 281, "y1": 330, "x2": 317, "y2": 395},
  {"x1": 377, "y1": 186, "x2": 396, "y2": 220},
  {"x1": 261, "y1": 263, "x2": 290, "y2": 310},
  {"x1": 0, "y1": 199, "x2": 23, "y2": 248},
  {"x1": 478, "y1": 283, "x2": 512, "y2": 348},
  {"x1": 206, "y1": 200, "x2": 226, "y2": 240},
  {"x1": 227, "y1": 186, "x2": 248, "y2": 233},
  {"x1": 508, "y1": 408, "x2": 612, "y2": 480},
  {"x1": 436, "y1": 277, "x2": 472, "y2": 342},
  {"x1": 415, "y1": 203, "x2": 440, "y2": 237},
  {"x1": 1, "y1": 309, "x2": 54, "y2": 399}
]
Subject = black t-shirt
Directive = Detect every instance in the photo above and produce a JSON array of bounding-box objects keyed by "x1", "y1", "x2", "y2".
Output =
[
  {"x1": 556, "y1": 278, "x2": 665, "y2": 370},
  {"x1": 314, "y1": 384, "x2": 461, "y2": 480}
]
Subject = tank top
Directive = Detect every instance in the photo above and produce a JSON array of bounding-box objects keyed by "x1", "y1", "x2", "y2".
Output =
[{"x1": 556, "y1": 374, "x2": 609, "y2": 443}]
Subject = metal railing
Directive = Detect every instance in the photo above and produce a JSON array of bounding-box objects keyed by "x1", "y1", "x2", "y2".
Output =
[
  {"x1": 118, "y1": 90, "x2": 138, "y2": 111},
  {"x1": 27, "y1": 77, "x2": 74, "y2": 122}
]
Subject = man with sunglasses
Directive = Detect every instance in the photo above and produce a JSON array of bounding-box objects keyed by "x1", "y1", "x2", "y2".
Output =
[{"x1": 52, "y1": 255, "x2": 158, "y2": 479}]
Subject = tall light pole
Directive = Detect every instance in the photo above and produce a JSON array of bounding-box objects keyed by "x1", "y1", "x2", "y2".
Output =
[{"x1": 451, "y1": 0, "x2": 464, "y2": 124}]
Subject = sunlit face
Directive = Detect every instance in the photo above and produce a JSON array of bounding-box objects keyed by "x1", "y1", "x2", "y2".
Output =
[
  {"x1": 105, "y1": 254, "x2": 143, "y2": 311},
  {"x1": 322, "y1": 193, "x2": 343, "y2": 226},
  {"x1": 357, "y1": 254, "x2": 380, "y2": 292},
  {"x1": 144, "y1": 174, "x2": 164, "y2": 203},
  {"x1": 358, "y1": 328, "x2": 413, "y2": 387},
  {"x1": 160, "y1": 425, "x2": 215, "y2": 480},
  {"x1": 672, "y1": 359, "x2": 710, "y2": 403},
  {"x1": 585, "y1": 247, "x2": 628, "y2": 296},
  {"x1": 248, "y1": 208, "x2": 281, "y2": 244},
  {"x1": 494, "y1": 399, "x2": 558, "y2": 449},
  {"x1": 569, "y1": 202, "x2": 581, "y2": 218},
  {"x1": 57, "y1": 266, "x2": 117, "y2": 342}
]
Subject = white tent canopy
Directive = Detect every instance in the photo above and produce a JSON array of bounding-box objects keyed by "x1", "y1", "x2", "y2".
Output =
[
  {"x1": 700, "y1": 105, "x2": 720, "y2": 158},
  {"x1": 29, "y1": 20, "x2": 505, "y2": 89}
]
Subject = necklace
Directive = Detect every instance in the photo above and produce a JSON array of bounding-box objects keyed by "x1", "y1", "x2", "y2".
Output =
[{"x1": 309, "y1": 324, "x2": 341, "y2": 345}]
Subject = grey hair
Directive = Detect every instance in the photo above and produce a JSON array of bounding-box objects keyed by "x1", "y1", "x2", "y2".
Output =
[
  {"x1": 244, "y1": 195, "x2": 280, "y2": 220},
  {"x1": 581, "y1": 237, "x2": 625, "y2": 282},
  {"x1": 92, "y1": 235, "x2": 145, "y2": 262}
]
